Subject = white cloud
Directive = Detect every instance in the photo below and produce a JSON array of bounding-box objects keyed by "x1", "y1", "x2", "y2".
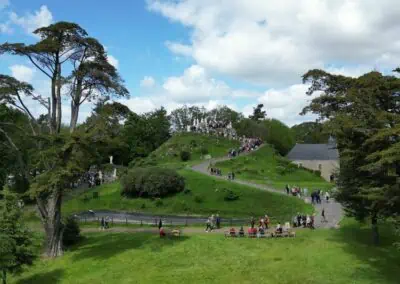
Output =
[
  {"x1": 9, "y1": 65, "x2": 35, "y2": 83},
  {"x1": 165, "y1": 41, "x2": 193, "y2": 57},
  {"x1": 140, "y1": 76, "x2": 156, "y2": 88},
  {"x1": 108, "y1": 55, "x2": 119, "y2": 69},
  {"x1": 10, "y1": 5, "x2": 53, "y2": 36},
  {"x1": 249, "y1": 83, "x2": 318, "y2": 126},
  {"x1": 148, "y1": 0, "x2": 400, "y2": 86},
  {"x1": 0, "y1": 22, "x2": 12, "y2": 34}
]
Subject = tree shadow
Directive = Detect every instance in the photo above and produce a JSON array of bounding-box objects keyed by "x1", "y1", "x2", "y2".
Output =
[
  {"x1": 15, "y1": 269, "x2": 64, "y2": 284},
  {"x1": 328, "y1": 221, "x2": 400, "y2": 284},
  {"x1": 72, "y1": 232, "x2": 189, "y2": 262}
]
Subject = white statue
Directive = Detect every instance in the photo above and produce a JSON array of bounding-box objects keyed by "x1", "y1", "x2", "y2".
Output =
[
  {"x1": 113, "y1": 168, "x2": 117, "y2": 179},
  {"x1": 98, "y1": 171, "x2": 103, "y2": 184},
  {"x1": 187, "y1": 125, "x2": 191, "y2": 132},
  {"x1": 109, "y1": 156, "x2": 114, "y2": 165}
]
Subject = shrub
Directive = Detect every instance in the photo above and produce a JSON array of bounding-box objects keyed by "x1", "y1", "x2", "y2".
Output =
[
  {"x1": 194, "y1": 195, "x2": 204, "y2": 203},
  {"x1": 200, "y1": 147, "x2": 209, "y2": 155},
  {"x1": 183, "y1": 188, "x2": 192, "y2": 195},
  {"x1": 120, "y1": 167, "x2": 185, "y2": 198},
  {"x1": 180, "y1": 151, "x2": 191, "y2": 161},
  {"x1": 313, "y1": 170, "x2": 321, "y2": 177},
  {"x1": 63, "y1": 216, "x2": 81, "y2": 247},
  {"x1": 190, "y1": 139, "x2": 197, "y2": 147},
  {"x1": 154, "y1": 198, "x2": 163, "y2": 207},
  {"x1": 223, "y1": 189, "x2": 240, "y2": 201}
]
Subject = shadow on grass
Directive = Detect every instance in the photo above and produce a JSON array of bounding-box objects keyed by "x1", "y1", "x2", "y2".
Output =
[
  {"x1": 328, "y1": 220, "x2": 400, "y2": 284},
  {"x1": 15, "y1": 269, "x2": 64, "y2": 284},
  {"x1": 72, "y1": 232, "x2": 189, "y2": 262}
]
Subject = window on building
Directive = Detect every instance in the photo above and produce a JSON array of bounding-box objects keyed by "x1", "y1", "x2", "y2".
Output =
[{"x1": 318, "y1": 164, "x2": 322, "y2": 171}]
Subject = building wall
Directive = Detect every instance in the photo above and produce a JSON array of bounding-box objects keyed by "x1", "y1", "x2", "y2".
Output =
[{"x1": 291, "y1": 160, "x2": 339, "y2": 182}]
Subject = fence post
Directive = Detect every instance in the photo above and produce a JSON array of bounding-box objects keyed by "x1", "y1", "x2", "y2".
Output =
[
  {"x1": 185, "y1": 218, "x2": 188, "y2": 227},
  {"x1": 141, "y1": 220, "x2": 143, "y2": 226},
  {"x1": 126, "y1": 217, "x2": 128, "y2": 226}
]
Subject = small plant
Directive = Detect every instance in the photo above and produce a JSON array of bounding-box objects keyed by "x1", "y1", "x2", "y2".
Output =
[
  {"x1": 63, "y1": 216, "x2": 81, "y2": 248},
  {"x1": 183, "y1": 188, "x2": 192, "y2": 195},
  {"x1": 180, "y1": 150, "x2": 191, "y2": 161},
  {"x1": 190, "y1": 139, "x2": 197, "y2": 147},
  {"x1": 223, "y1": 189, "x2": 240, "y2": 201},
  {"x1": 194, "y1": 195, "x2": 204, "y2": 203},
  {"x1": 154, "y1": 198, "x2": 163, "y2": 207},
  {"x1": 200, "y1": 147, "x2": 209, "y2": 155},
  {"x1": 140, "y1": 203, "x2": 146, "y2": 209}
]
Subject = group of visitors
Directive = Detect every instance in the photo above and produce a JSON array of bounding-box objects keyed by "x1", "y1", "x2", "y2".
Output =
[
  {"x1": 227, "y1": 137, "x2": 263, "y2": 158},
  {"x1": 285, "y1": 184, "x2": 307, "y2": 197},
  {"x1": 100, "y1": 217, "x2": 110, "y2": 230},
  {"x1": 311, "y1": 190, "x2": 330, "y2": 204},
  {"x1": 228, "y1": 221, "x2": 291, "y2": 238},
  {"x1": 205, "y1": 214, "x2": 221, "y2": 232},
  {"x1": 227, "y1": 172, "x2": 236, "y2": 180},
  {"x1": 210, "y1": 167, "x2": 222, "y2": 176},
  {"x1": 293, "y1": 213, "x2": 315, "y2": 229},
  {"x1": 250, "y1": 215, "x2": 271, "y2": 229}
]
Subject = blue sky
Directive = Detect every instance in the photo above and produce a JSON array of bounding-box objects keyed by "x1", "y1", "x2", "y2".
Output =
[{"x1": 1, "y1": 0, "x2": 399, "y2": 126}]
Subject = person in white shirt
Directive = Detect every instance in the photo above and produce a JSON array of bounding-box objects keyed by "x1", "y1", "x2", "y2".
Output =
[{"x1": 325, "y1": 191, "x2": 330, "y2": 202}]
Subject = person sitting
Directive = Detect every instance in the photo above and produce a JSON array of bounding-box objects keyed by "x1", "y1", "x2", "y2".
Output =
[
  {"x1": 239, "y1": 226, "x2": 245, "y2": 237},
  {"x1": 292, "y1": 216, "x2": 298, "y2": 228},
  {"x1": 275, "y1": 223, "x2": 283, "y2": 234},
  {"x1": 229, "y1": 227, "x2": 236, "y2": 237},
  {"x1": 258, "y1": 226, "x2": 265, "y2": 238},
  {"x1": 159, "y1": 227, "x2": 166, "y2": 238}
]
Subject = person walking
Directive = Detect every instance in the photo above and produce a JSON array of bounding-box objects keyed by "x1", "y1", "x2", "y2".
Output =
[
  {"x1": 285, "y1": 184, "x2": 290, "y2": 195},
  {"x1": 100, "y1": 217, "x2": 105, "y2": 230},
  {"x1": 322, "y1": 208, "x2": 327, "y2": 222},
  {"x1": 158, "y1": 219, "x2": 163, "y2": 230},
  {"x1": 216, "y1": 214, "x2": 221, "y2": 229},
  {"x1": 250, "y1": 216, "x2": 255, "y2": 228},
  {"x1": 325, "y1": 191, "x2": 330, "y2": 203},
  {"x1": 205, "y1": 218, "x2": 212, "y2": 232}
]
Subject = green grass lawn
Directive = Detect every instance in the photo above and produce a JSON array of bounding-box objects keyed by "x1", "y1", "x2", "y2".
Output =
[
  {"x1": 147, "y1": 132, "x2": 239, "y2": 167},
  {"x1": 215, "y1": 145, "x2": 332, "y2": 191},
  {"x1": 62, "y1": 169, "x2": 312, "y2": 222},
  {"x1": 11, "y1": 219, "x2": 400, "y2": 284}
]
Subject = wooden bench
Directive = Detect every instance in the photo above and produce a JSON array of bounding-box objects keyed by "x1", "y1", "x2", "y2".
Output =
[{"x1": 171, "y1": 229, "x2": 181, "y2": 237}]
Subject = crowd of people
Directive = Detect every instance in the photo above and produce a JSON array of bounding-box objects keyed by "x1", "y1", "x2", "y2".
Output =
[
  {"x1": 228, "y1": 137, "x2": 263, "y2": 158},
  {"x1": 100, "y1": 217, "x2": 110, "y2": 230},
  {"x1": 293, "y1": 213, "x2": 315, "y2": 229},
  {"x1": 210, "y1": 167, "x2": 222, "y2": 176}
]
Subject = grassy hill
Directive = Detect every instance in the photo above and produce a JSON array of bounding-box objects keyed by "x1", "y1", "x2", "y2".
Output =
[
  {"x1": 143, "y1": 133, "x2": 240, "y2": 167},
  {"x1": 215, "y1": 145, "x2": 332, "y2": 191},
  {"x1": 11, "y1": 220, "x2": 400, "y2": 284},
  {"x1": 63, "y1": 169, "x2": 312, "y2": 221}
]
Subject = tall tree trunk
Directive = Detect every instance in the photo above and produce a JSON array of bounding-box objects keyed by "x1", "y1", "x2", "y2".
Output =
[
  {"x1": 37, "y1": 190, "x2": 64, "y2": 257},
  {"x1": 372, "y1": 214, "x2": 379, "y2": 246},
  {"x1": 56, "y1": 64, "x2": 62, "y2": 134},
  {"x1": 69, "y1": 100, "x2": 80, "y2": 134},
  {"x1": 51, "y1": 77, "x2": 57, "y2": 134}
]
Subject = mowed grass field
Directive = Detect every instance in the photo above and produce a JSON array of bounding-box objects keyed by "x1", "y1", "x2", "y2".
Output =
[
  {"x1": 215, "y1": 145, "x2": 332, "y2": 191},
  {"x1": 63, "y1": 169, "x2": 312, "y2": 221},
  {"x1": 11, "y1": 219, "x2": 400, "y2": 284}
]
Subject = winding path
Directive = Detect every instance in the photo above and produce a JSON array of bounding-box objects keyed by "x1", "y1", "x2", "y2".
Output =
[
  {"x1": 76, "y1": 145, "x2": 343, "y2": 229},
  {"x1": 191, "y1": 147, "x2": 343, "y2": 229}
]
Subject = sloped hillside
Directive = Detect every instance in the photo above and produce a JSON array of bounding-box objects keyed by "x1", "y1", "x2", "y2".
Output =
[{"x1": 215, "y1": 144, "x2": 332, "y2": 191}]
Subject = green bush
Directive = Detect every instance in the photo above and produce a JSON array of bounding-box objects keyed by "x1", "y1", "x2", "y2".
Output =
[
  {"x1": 154, "y1": 198, "x2": 163, "y2": 207},
  {"x1": 194, "y1": 195, "x2": 204, "y2": 203},
  {"x1": 120, "y1": 167, "x2": 185, "y2": 198},
  {"x1": 223, "y1": 189, "x2": 240, "y2": 201},
  {"x1": 183, "y1": 188, "x2": 192, "y2": 195},
  {"x1": 180, "y1": 151, "x2": 191, "y2": 161},
  {"x1": 200, "y1": 147, "x2": 209, "y2": 155},
  {"x1": 63, "y1": 216, "x2": 81, "y2": 248}
]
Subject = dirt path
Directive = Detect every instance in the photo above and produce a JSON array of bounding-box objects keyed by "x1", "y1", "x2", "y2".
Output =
[{"x1": 191, "y1": 147, "x2": 343, "y2": 229}]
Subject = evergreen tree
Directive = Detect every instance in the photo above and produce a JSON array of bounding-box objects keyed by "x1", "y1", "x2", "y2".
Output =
[
  {"x1": 249, "y1": 104, "x2": 267, "y2": 121},
  {"x1": 302, "y1": 69, "x2": 400, "y2": 245}
]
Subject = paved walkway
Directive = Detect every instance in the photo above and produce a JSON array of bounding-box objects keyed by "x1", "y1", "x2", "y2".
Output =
[{"x1": 191, "y1": 147, "x2": 343, "y2": 229}]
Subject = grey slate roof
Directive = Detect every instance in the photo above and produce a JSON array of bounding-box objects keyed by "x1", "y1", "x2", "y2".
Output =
[{"x1": 286, "y1": 143, "x2": 339, "y2": 161}]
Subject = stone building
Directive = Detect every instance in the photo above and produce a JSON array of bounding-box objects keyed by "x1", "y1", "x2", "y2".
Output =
[{"x1": 286, "y1": 137, "x2": 339, "y2": 182}]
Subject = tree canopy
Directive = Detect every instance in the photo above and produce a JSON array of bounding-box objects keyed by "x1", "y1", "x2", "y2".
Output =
[{"x1": 302, "y1": 68, "x2": 400, "y2": 244}]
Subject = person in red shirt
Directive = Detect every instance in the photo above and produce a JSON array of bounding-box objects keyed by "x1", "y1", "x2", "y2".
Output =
[{"x1": 159, "y1": 227, "x2": 166, "y2": 237}]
